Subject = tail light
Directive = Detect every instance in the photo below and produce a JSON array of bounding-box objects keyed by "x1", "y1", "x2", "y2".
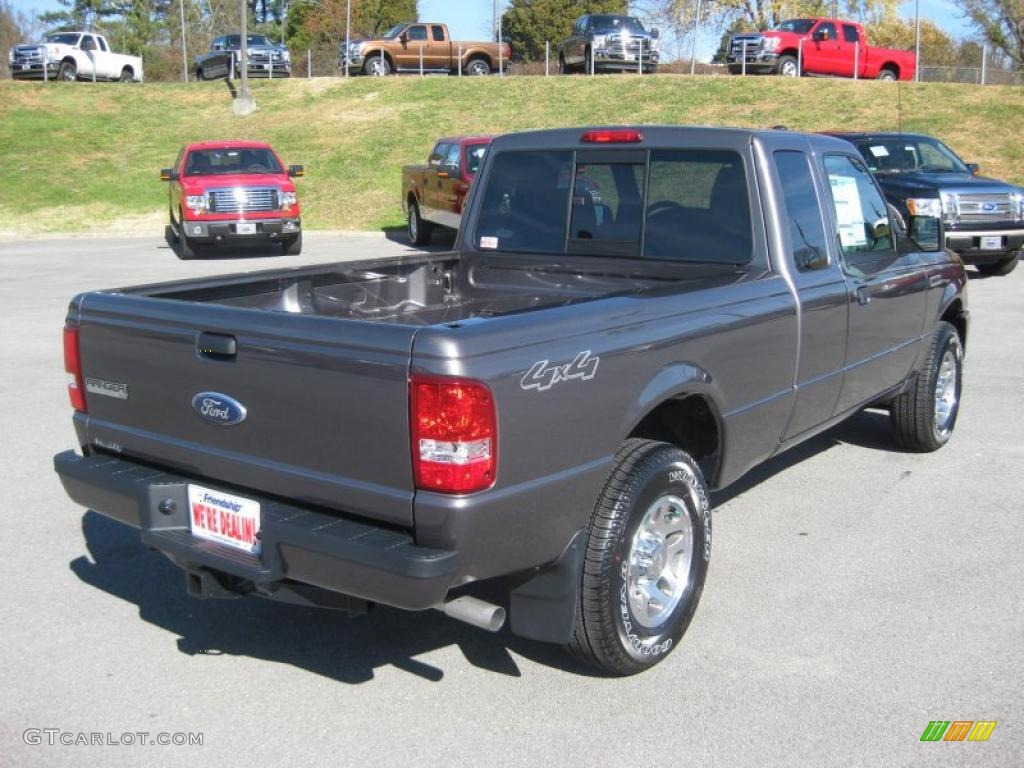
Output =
[
  {"x1": 410, "y1": 374, "x2": 496, "y2": 494},
  {"x1": 63, "y1": 324, "x2": 86, "y2": 412},
  {"x1": 581, "y1": 129, "x2": 644, "y2": 144}
]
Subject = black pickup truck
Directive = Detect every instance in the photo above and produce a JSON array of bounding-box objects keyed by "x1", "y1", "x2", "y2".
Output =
[
  {"x1": 54, "y1": 127, "x2": 967, "y2": 676},
  {"x1": 830, "y1": 132, "x2": 1024, "y2": 276}
]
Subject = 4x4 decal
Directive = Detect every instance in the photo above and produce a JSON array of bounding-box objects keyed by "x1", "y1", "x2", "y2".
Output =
[{"x1": 521, "y1": 351, "x2": 599, "y2": 392}]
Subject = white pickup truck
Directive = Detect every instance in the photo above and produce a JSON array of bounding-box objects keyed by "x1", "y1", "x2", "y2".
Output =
[{"x1": 8, "y1": 31, "x2": 143, "y2": 82}]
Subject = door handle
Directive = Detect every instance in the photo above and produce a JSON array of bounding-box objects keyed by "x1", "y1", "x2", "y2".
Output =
[
  {"x1": 197, "y1": 332, "x2": 237, "y2": 359},
  {"x1": 928, "y1": 274, "x2": 943, "y2": 288},
  {"x1": 855, "y1": 285, "x2": 871, "y2": 305}
]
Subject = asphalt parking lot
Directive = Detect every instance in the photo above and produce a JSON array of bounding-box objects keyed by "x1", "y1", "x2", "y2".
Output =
[{"x1": 1, "y1": 234, "x2": 1021, "y2": 767}]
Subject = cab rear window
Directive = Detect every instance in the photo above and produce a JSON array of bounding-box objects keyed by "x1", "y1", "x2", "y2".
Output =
[{"x1": 474, "y1": 149, "x2": 753, "y2": 264}]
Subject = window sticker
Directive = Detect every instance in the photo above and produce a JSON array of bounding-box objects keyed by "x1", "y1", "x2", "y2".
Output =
[
  {"x1": 868, "y1": 145, "x2": 889, "y2": 157},
  {"x1": 479, "y1": 236, "x2": 498, "y2": 249},
  {"x1": 829, "y1": 174, "x2": 868, "y2": 247}
]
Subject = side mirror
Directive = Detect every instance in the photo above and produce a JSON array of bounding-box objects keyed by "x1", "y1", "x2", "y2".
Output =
[
  {"x1": 871, "y1": 218, "x2": 892, "y2": 242},
  {"x1": 160, "y1": 168, "x2": 178, "y2": 182},
  {"x1": 399, "y1": 32, "x2": 408, "y2": 44},
  {"x1": 966, "y1": 162, "x2": 979, "y2": 175},
  {"x1": 288, "y1": 164, "x2": 304, "y2": 177}
]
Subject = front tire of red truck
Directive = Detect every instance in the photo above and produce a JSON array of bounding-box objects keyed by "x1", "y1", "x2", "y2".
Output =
[
  {"x1": 568, "y1": 439, "x2": 711, "y2": 676},
  {"x1": 281, "y1": 231, "x2": 302, "y2": 255},
  {"x1": 776, "y1": 54, "x2": 798, "y2": 77}
]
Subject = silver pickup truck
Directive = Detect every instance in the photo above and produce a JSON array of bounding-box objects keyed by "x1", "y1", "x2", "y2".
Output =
[{"x1": 54, "y1": 126, "x2": 967, "y2": 676}]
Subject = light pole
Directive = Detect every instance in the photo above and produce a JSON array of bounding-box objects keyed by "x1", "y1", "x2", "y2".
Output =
[
  {"x1": 690, "y1": 0, "x2": 703, "y2": 75},
  {"x1": 914, "y1": 0, "x2": 921, "y2": 82},
  {"x1": 179, "y1": 0, "x2": 188, "y2": 82},
  {"x1": 234, "y1": 0, "x2": 255, "y2": 114},
  {"x1": 345, "y1": 0, "x2": 351, "y2": 78}
]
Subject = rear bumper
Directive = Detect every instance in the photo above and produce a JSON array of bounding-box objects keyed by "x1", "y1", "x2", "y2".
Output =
[
  {"x1": 54, "y1": 450, "x2": 457, "y2": 610},
  {"x1": 180, "y1": 216, "x2": 301, "y2": 242}
]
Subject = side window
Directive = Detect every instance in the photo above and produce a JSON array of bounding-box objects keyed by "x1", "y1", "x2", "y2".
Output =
[
  {"x1": 774, "y1": 151, "x2": 829, "y2": 271},
  {"x1": 643, "y1": 150, "x2": 753, "y2": 264},
  {"x1": 444, "y1": 144, "x2": 461, "y2": 171},
  {"x1": 431, "y1": 25, "x2": 445, "y2": 42},
  {"x1": 842, "y1": 25, "x2": 859, "y2": 44},
  {"x1": 824, "y1": 154, "x2": 895, "y2": 277},
  {"x1": 816, "y1": 22, "x2": 836, "y2": 40},
  {"x1": 428, "y1": 143, "x2": 449, "y2": 167},
  {"x1": 407, "y1": 25, "x2": 428, "y2": 42},
  {"x1": 81, "y1": 36, "x2": 96, "y2": 51},
  {"x1": 97, "y1": 37, "x2": 109, "y2": 52},
  {"x1": 570, "y1": 161, "x2": 645, "y2": 246},
  {"x1": 174, "y1": 146, "x2": 185, "y2": 173}
]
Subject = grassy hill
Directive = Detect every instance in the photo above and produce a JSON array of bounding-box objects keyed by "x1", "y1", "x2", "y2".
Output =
[{"x1": 0, "y1": 75, "x2": 1021, "y2": 236}]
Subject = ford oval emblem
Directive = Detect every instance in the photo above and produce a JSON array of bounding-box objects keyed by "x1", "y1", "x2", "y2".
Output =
[
  {"x1": 981, "y1": 202, "x2": 996, "y2": 212},
  {"x1": 191, "y1": 392, "x2": 247, "y2": 426}
]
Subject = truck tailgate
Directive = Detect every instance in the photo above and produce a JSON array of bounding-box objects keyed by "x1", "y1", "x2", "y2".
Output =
[{"x1": 72, "y1": 292, "x2": 417, "y2": 527}]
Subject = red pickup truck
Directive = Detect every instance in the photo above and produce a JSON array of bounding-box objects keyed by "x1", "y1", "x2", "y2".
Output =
[
  {"x1": 161, "y1": 140, "x2": 304, "y2": 259},
  {"x1": 727, "y1": 18, "x2": 916, "y2": 80},
  {"x1": 402, "y1": 136, "x2": 491, "y2": 245}
]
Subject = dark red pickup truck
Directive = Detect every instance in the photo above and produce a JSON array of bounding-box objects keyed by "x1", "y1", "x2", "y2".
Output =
[
  {"x1": 728, "y1": 17, "x2": 916, "y2": 80},
  {"x1": 402, "y1": 136, "x2": 491, "y2": 245}
]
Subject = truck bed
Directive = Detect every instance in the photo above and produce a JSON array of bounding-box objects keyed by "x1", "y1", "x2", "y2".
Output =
[{"x1": 130, "y1": 253, "x2": 688, "y2": 325}]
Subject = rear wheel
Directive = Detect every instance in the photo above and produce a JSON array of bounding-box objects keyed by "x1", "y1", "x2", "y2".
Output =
[
  {"x1": 975, "y1": 252, "x2": 1019, "y2": 276},
  {"x1": 877, "y1": 67, "x2": 897, "y2": 81},
  {"x1": 119, "y1": 67, "x2": 132, "y2": 82},
  {"x1": 59, "y1": 60, "x2": 77, "y2": 81},
  {"x1": 890, "y1": 321, "x2": 963, "y2": 452},
  {"x1": 567, "y1": 439, "x2": 711, "y2": 676},
  {"x1": 407, "y1": 200, "x2": 433, "y2": 246},
  {"x1": 467, "y1": 57, "x2": 491, "y2": 76},
  {"x1": 776, "y1": 55, "x2": 798, "y2": 77},
  {"x1": 281, "y1": 232, "x2": 302, "y2": 255}
]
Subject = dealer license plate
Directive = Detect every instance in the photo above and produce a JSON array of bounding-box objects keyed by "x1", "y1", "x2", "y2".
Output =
[
  {"x1": 980, "y1": 236, "x2": 1001, "y2": 250},
  {"x1": 188, "y1": 484, "x2": 261, "y2": 555},
  {"x1": 236, "y1": 221, "x2": 257, "y2": 235}
]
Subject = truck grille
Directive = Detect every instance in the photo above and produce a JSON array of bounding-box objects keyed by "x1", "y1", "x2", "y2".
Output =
[
  {"x1": 208, "y1": 187, "x2": 279, "y2": 214},
  {"x1": 729, "y1": 36, "x2": 763, "y2": 55},
  {"x1": 12, "y1": 46, "x2": 45, "y2": 64},
  {"x1": 951, "y1": 192, "x2": 1015, "y2": 224}
]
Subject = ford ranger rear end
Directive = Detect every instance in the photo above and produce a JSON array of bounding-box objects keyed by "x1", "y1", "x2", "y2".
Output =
[{"x1": 56, "y1": 126, "x2": 967, "y2": 676}]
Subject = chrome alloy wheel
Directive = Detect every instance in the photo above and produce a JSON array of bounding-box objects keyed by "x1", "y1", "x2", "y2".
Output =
[
  {"x1": 781, "y1": 59, "x2": 798, "y2": 76},
  {"x1": 626, "y1": 494, "x2": 695, "y2": 629},
  {"x1": 933, "y1": 340, "x2": 961, "y2": 437}
]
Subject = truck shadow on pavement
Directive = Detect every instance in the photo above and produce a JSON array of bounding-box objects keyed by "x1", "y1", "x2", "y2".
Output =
[
  {"x1": 69, "y1": 511, "x2": 586, "y2": 683},
  {"x1": 163, "y1": 226, "x2": 293, "y2": 260},
  {"x1": 382, "y1": 226, "x2": 456, "y2": 252},
  {"x1": 68, "y1": 411, "x2": 902, "y2": 683}
]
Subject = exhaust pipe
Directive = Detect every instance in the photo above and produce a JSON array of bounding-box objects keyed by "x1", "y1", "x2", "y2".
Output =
[{"x1": 435, "y1": 596, "x2": 506, "y2": 632}]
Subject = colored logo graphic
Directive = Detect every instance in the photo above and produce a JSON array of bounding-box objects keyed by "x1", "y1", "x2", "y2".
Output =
[{"x1": 920, "y1": 721, "x2": 997, "y2": 742}]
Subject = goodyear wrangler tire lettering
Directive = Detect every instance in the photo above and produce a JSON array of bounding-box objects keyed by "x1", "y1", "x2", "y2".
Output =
[{"x1": 566, "y1": 439, "x2": 712, "y2": 676}]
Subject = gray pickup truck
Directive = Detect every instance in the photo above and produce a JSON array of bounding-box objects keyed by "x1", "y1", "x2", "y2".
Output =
[{"x1": 55, "y1": 126, "x2": 968, "y2": 676}]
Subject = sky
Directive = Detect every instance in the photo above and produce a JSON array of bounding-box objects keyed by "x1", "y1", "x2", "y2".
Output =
[{"x1": 12, "y1": 0, "x2": 977, "y2": 62}]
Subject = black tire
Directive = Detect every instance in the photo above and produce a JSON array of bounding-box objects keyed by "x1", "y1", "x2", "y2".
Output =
[
  {"x1": 567, "y1": 439, "x2": 711, "y2": 676},
  {"x1": 177, "y1": 210, "x2": 200, "y2": 260},
  {"x1": 281, "y1": 232, "x2": 302, "y2": 255},
  {"x1": 558, "y1": 55, "x2": 568, "y2": 75},
  {"x1": 59, "y1": 60, "x2": 77, "y2": 81},
  {"x1": 407, "y1": 200, "x2": 433, "y2": 246},
  {"x1": 584, "y1": 47, "x2": 594, "y2": 75},
  {"x1": 119, "y1": 67, "x2": 132, "y2": 82},
  {"x1": 467, "y1": 57, "x2": 491, "y2": 76},
  {"x1": 363, "y1": 55, "x2": 390, "y2": 76},
  {"x1": 975, "y1": 252, "x2": 1019, "y2": 276},
  {"x1": 776, "y1": 54, "x2": 798, "y2": 77},
  {"x1": 877, "y1": 67, "x2": 897, "y2": 81},
  {"x1": 890, "y1": 321, "x2": 963, "y2": 452},
  {"x1": 196, "y1": 67, "x2": 205, "y2": 81}
]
